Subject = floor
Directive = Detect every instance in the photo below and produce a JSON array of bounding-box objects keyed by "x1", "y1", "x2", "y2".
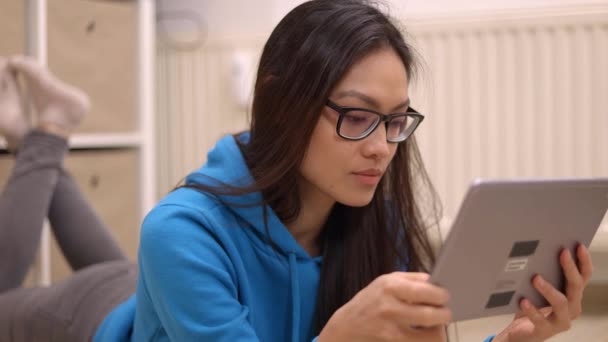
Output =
[{"x1": 447, "y1": 283, "x2": 608, "y2": 341}]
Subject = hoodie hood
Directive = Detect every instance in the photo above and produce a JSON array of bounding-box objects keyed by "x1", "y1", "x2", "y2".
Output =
[
  {"x1": 185, "y1": 133, "x2": 314, "y2": 258},
  {"x1": 185, "y1": 133, "x2": 321, "y2": 342},
  {"x1": 99, "y1": 132, "x2": 322, "y2": 342}
]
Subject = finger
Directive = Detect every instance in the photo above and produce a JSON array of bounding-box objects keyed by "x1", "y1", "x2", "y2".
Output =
[
  {"x1": 538, "y1": 306, "x2": 553, "y2": 317},
  {"x1": 561, "y1": 249, "x2": 585, "y2": 308},
  {"x1": 402, "y1": 303, "x2": 453, "y2": 328},
  {"x1": 533, "y1": 275, "x2": 572, "y2": 329},
  {"x1": 406, "y1": 324, "x2": 446, "y2": 340},
  {"x1": 520, "y1": 298, "x2": 550, "y2": 333},
  {"x1": 386, "y1": 273, "x2": 450, "y2": 306},
  {"x1": 513, "y1": 309, "x2": 527, "y2": 320},
  {"x1": 576, "y1": 244, "x2": 594, "y2": 284},
  {"x1": 395, "y1": 271, "x2": 431, "y2": 282}
]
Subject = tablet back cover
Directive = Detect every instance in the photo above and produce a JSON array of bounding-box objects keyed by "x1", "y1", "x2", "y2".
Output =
[{"x1": 430, "y1": 178, "x2": 608, "y2": 321}]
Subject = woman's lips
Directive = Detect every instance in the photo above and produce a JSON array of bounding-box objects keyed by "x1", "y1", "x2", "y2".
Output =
[{"x1": 352, "y1": 169, "x2": 382, "y2": 185}]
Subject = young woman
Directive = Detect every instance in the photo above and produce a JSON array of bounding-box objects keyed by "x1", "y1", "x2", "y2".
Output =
[{"x1": 0, "y1": 1, "x2": 593, "y2": 341}]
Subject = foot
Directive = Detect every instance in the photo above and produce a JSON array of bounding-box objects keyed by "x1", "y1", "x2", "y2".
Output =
[
  {"x1": 8, "y1": 55, "x2": 90, "y2": 139},
  {"x1": 0, "y1": 57, "x2": 29, "y2": 150}
]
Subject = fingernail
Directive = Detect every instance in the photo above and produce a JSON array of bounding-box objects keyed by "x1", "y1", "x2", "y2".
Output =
[{"x1": 536, "y1": 276, "x2": 546, "y2": 288}]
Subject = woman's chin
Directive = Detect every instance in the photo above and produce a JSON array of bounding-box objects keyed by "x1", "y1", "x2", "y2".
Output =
[{"x1": 336, "y1": 192, "x2": 375, "y2": 207}]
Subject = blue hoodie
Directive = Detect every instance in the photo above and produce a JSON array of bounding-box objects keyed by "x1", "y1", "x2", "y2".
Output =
[
  {"x1": 95, "y1": 133, "x2": 497, "y2": 342},
  {"x1": 95, "y1": 133, "x2": 322, "y2": 342}
]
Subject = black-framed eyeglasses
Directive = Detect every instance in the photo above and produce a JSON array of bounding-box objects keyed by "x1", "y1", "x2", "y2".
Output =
[{"x1": 325, "y1": 99, "x2": 424, "y2": 143}]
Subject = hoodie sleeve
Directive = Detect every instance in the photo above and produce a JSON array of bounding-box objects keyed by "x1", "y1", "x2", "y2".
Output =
[{"x1": 138, "y1": 203, "x2": 260, "y2": 341}]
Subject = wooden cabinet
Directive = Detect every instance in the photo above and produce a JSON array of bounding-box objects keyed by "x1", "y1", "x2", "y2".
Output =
[
  {"x1": 0, "y1": 1, "x2": 25, "y2": 56},
  {"x1": 48, "y1": 0, "x2": 137, "y2": 133},
  {"x1": 0, "y1": 0, "x2": 154, "y2": 286}
]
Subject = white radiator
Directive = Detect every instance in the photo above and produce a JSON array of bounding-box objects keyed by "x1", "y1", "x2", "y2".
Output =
[
  {"x1": 156, "y1": 41, "x2": 254, "y2": 196},
  {"x1": 408, "y1": 7, "x2": 608, "y2": 225},
  {"x1": 156, "y1": 5, "x2": 608, "y2": 232}
]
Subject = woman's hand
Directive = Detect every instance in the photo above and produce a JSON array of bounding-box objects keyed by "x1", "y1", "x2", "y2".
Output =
[
  {"x1": 493, "y1": 244, "x2": 593, "y2": 342},
  {"x1": 318, "y1": 272, "x2": 452, "y2": 342}
]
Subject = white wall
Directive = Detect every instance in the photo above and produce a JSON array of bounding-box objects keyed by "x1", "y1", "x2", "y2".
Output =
[
  {"x1": 155, "y1": 1, "x2": 608, "y2": 279},
  {"x1": 276, "y1": 0, "x2": 608, "y2": 18},
  {"x1": 158, "y1": 0, "x2": 607, "y2": 40}
]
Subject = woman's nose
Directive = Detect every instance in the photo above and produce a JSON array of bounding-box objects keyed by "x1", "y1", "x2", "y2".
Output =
[{"x1": 361, "y1": 123, "x2": 390, "y2": 159}]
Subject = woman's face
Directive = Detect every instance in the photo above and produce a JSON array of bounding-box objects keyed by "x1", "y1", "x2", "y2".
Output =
[{"x1": 300, "y1": 47, "x2": 409, "y2": 207}]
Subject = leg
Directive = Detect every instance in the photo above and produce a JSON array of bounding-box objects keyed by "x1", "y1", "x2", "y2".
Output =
[
  {"x1": 49, "y1": 169, "x2": 126, "y2": 271},
  {"x1": 5, "y1": 54, "x2": 125, "y2": 271},
  {"x1": 0, "y1": 131, "x2": 68, "y2": 291},
  {"x1": 0, "y1": 260, "x2": 137, "y2": 342}
]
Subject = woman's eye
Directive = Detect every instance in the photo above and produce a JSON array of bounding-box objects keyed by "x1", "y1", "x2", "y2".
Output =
[
  {"x1": 344, "y1": 112, "x2": 373, "y2": 124},
  {"x1": 389, "y1": 117, "x2": 407, "y2": 127},
  {"x1": 345, "y1": 115, "x2": 366, "y2": 123}
]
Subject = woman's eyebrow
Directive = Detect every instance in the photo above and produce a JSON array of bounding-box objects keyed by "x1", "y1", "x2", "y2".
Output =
[{"x1": 334, "y1": 90, "x2": 410, "y2": 111}]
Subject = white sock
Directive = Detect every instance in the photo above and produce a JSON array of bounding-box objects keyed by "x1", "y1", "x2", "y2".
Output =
[
  {"x1": 0, "y1": 58, "x2": 29, "y2": 150},
  {"x1": 8, "y1": 55, "x2": 89, "y2": 133}
]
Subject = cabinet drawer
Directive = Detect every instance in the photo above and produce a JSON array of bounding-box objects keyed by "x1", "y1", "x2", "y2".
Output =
[
  {"x1": 0, "y1": 1, "x2": 25, "y2": 56},
  {"x1": 48, "y1": 0, "x2": 137, "y2": 133}
]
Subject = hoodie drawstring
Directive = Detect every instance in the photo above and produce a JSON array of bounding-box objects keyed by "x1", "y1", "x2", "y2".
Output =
[{"x1": 289, "y1": 252, "x2": 300, "y2": 342}]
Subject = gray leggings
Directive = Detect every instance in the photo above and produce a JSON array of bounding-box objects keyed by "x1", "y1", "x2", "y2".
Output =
[{"x1": 0, "y1": 131, "x2": 137, "y2": 341}]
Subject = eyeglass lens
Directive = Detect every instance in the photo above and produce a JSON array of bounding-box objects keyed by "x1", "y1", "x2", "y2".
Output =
[{"x1": 339, "y1": 110, "x2": 415, "y2": 140}]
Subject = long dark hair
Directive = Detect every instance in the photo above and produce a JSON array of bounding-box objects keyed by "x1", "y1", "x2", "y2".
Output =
[{"x1": 185, "y1": 0, "x2": 440, "y2": 335}]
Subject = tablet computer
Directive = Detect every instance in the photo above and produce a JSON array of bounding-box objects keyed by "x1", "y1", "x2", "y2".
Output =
[{"x1": 429, "y1": 178, "x2": 608, "y2": 322}]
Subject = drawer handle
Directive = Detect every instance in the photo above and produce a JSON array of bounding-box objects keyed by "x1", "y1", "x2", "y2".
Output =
[
  {"x1": 86, "y1": 20, "x2": 96, "y2": 34},
  {"x1": 89, "y1": 174, "x2": 100, "y2": 188}
]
